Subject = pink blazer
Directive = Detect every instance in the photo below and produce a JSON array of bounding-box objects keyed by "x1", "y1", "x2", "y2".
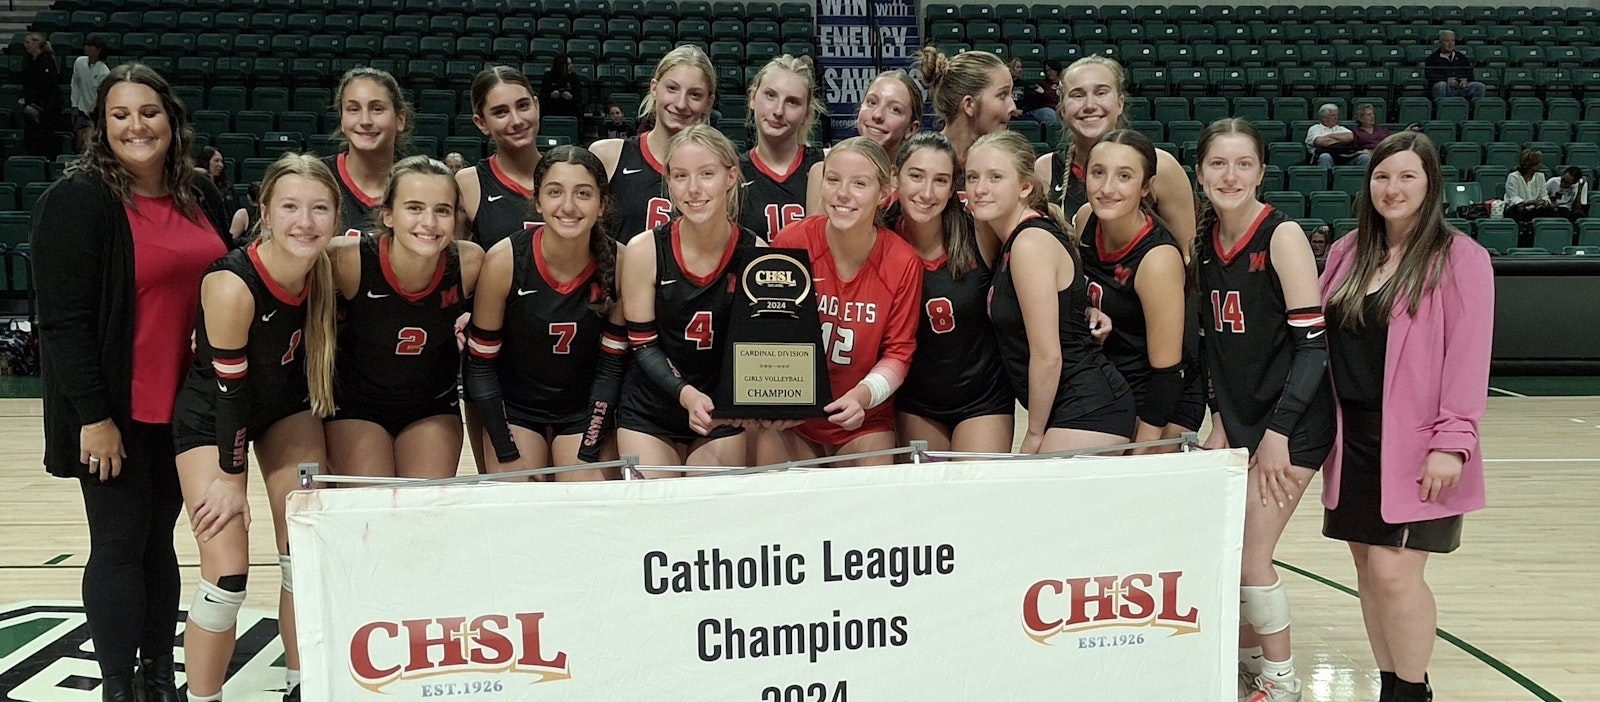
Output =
[{"x1": 1318, "y1": 234, "x2": 1494, "y2": 523}]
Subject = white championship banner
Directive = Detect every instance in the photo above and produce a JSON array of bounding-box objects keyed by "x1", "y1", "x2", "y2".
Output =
[{"x1": 288, "y1": 450, "x2": 1247, "y2": 701}]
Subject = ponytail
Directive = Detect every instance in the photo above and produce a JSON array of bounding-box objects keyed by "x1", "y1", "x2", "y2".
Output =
[{"x1": 304, "y1": 251, "x2": 338, "y2": 417}]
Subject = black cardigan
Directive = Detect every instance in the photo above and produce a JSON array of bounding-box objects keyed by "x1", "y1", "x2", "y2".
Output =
[{"x1": 32, "y1": 172, "x2": 233, "y2": 478}]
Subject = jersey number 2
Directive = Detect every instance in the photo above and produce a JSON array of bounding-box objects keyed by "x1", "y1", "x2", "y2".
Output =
[
  {"x1": 685, "y1": 311, "x2": 714, "y2": 350},
  {"x1": 1210, "y1": 290, "x2": 1246, "y2": 333},
  {"x1": 925, "y1": 297, "x2": 956, "y2": 334},
  {"x1": 396, "y1": 327, "x2": 428, "y2": 355}
]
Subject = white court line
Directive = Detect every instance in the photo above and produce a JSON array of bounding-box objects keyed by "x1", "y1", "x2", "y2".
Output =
[
  {"x1": 1488, "y1": 386, "x2": 1529, "y2": 397},
  {"x1": 1483, "y1": 458, "x2": 1600, "y2": 462}
]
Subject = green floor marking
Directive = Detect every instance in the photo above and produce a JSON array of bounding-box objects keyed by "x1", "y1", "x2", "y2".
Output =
[
  {"x1": 0, "y1": 617, "x2": 65, "y2": 658},
  {"x1": 42, "y1": 555, "x2": 69, "y2": 566}
]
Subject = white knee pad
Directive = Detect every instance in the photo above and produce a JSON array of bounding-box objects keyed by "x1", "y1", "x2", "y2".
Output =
[
  {"x1": 189, "y1": 578, "x2": 246, "y2": 633},
  {"x1": 1240, "y1": 580, "x2": 1292, "y2": 636},
  {"x1": 279, "y1": 555, "x2": 294, "y2": 594}
]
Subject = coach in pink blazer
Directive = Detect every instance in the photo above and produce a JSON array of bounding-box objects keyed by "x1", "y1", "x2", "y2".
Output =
[{"x1": 1316, "y1": 131, "x2": 1492, "y2": 702}]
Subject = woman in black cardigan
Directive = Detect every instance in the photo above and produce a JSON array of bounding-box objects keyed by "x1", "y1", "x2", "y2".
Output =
[
  {"x1": 32, "y1": 64, "x2": 231, "y2": 702},
  {"x1": 18, "y1": 32, "x2": 62, "y2": 158}
]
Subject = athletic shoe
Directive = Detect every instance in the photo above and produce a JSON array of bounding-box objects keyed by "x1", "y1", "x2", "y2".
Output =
[{"x1": 1245, "y1": 674, "x2": 1302, "y2": 702}]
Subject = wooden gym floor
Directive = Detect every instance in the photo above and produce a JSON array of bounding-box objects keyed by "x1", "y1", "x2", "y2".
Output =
[{"x1": 0, "y1": 390, "x2": 1594, "y2": 700}]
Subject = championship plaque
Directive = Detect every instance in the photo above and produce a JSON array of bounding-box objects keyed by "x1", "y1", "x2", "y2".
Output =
[{"x1": 712, "y1": 248, "x2": 833, "y2": 419}]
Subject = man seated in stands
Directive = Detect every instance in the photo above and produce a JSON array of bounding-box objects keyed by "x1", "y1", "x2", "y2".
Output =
[
  {"x1": 1425, "y1": 30, "x2": 1488, "y2": 100},
  {"x1": 1305, "y1": 104, "x2": 1365, "y2": 169},
  {"x1": 1546, "y1": 166, "x2": 1589, "y2": 223}
]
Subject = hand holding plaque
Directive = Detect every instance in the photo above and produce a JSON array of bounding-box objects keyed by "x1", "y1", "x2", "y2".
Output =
[{"x1": 712, "y1": 248, "x2": 833, "y2": 419}]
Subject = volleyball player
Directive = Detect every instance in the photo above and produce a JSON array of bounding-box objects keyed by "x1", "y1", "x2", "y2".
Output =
[
  {"x1": 739, "y1": 55, "x2": 824, "y2": 240},
  {"x1": 592, "y1": 46, "x2": 717, "y2": 243},
  {"x1": 617, "y1": 125, "x2": 759, "y2": 473},
  {"x1": 466, "y1": 146, "x2": 625, "y2": 482},
  {"x1": 1193, "y1": 119, "x2": 1336, "y2": 702},
  {"x1": 804, "y1": 70, "x2": 923, "y2": 213},
  {"x1": 458, "y1": 66, "x2": 543, "y2": 250},
  {"x1": 917, "y1": 46, "x2": 1014, "y2": 163},
  {"x1": 762, "y1": 137, "x2": 922, "y2": 466},
  {"x1": 326, "y1": 156, "x2": 483, "y2": 480},
  {"x1": 888, "y1": 132, "x2": 1014, "y2": 454},
  {"x1": 968, "y1": 130, "x2": 1134, "y2": 453},
  {"x1": 325, "y1": 67, "x2": 412, "y2": 237},
  {"x1": 171, "y1": 154, "x2": 340, "y2": 702},
  {"x1": 1071, "y1": 130, "x2": 1201, "y2": 451}
]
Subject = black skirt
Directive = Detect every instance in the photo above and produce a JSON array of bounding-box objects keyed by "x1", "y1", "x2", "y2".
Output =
[{"x1": 1322, "y1": 406, "x2": 1463, "y2": 553}]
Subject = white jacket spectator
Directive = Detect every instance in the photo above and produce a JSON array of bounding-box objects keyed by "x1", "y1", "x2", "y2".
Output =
[{"x1": 1504, "y1": 170, "x2": 1548, "y2": 206}]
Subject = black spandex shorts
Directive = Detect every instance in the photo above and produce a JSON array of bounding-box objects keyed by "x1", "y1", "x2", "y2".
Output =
[{"x1": 329, "y1": 390, "x2": 462, "y2": 437}]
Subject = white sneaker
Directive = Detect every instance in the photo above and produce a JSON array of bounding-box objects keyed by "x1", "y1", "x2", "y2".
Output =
[
  {"x1": 1237, "y1": 662, "x2": 1258, "y2": 701},
  {"x1": 1244, "y1": 674, "x2": 1302, "y2": 702}
]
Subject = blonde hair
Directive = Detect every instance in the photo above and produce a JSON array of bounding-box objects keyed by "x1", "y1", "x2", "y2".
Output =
[
  {"x1": 917, "y1": 47, "x2": 1006, "y2": 128},
  {"x1": 747, "y1": 54, "x2": 823, "y2": 148},
  {"x1": 665, "y1": 124, "x2": 743, "y2": 221},
  {"x1": 1057, "y1": 55, "x2": 1131, "y2": 155},
  {"x1": 824, "y1": 136, "x2": 893, "y2": 227},
  {"x1": 640, "y1": 45, "x2": 716, "y2": 124},
  {"x1": 970, "y1": 130, "x2": 1069, "y2": 233},
  {"x1": 257, "y1": 153, "x2": 340, "y2": 417}
]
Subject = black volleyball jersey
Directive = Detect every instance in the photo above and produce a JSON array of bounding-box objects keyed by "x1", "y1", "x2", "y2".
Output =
[
  {"x1": 324, "y1": 153, "x2": 381, "y2": 237},
  {"x1": 899, "y1": 241, "x2": 1011, "y2": 416},
  {"x1": 989, "y1": 215, "x2": 1100, "y2": 404},
  {"x1": 738, "y1": 146, "x2": 823, "y2": 241},
  {"x1": 498, "y1": 227, "x2": 611, "y2": 420},
  {"x1": 1198, "y1": 206, "x2": 1334, "y2": 451},
  {"x1": 335, "y1": 235, "x2": 467, "y2": 405},
  {"x1": 470, "y1": 156, "x2": 542, "y2": 250},
  {"x1": 621, "y1": 221, "x2": 758, "y2": 403},
  {"x1": 1050, "y1": 148, "x2": 1089, "y2": 218},
  {"x1": 1080, "y1": 213, "x2": 1184, "y2": 390},
  {"x1": 186, "y1": 242, "x2": 311, "y2": 420},
  {"x1": 607, "y1": 134, "x2": 673, "y2": 243}
]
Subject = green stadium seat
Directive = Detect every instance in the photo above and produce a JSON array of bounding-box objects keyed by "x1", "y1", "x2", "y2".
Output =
[
  {"x1": 1531, "y1": 219, "x2": 1574, "y2": 251},
  {"x1": 1254, "y1": 120, "x2": 1288, "y2": 143},
  {"x1": 1267, "y1": 142, "x2": 1306, "y2": 170},
  {"x1": 3, "y1": 157, "x2": 47, "y2": 186},
  {"x1": 278, "y1": 112, "x2": 319, "y2": 138},
  {"x1": 1444, "y1": 143, "x2": 1483, "y2": 170},
  {"x1": 1152, "y1": 97, "x2": 1189, "y2": 124},
  {"x1": 1167, "y1": 120, "x2": 1202, "y2": 145},
  {"x1": 1498, "y1": 122, "x2": 1534, "y2": 146},
  {"x1": 1260, "y1": 165, "x2": 1284, "y2": 192},
  {"x1": 1192, "y1": 97, "x2": 1228, "y2": 125},
  {"x1": 1483, "y1": 143, "x2": 1522, "y2": 170},
  {"x1": 464, "y1": 15, "x2": 500, "y2": 36},
  {"x1": 1536, "y1": 121, "x2": 1571, "y2": 144},
  {"x1": 1328, "y1": 166, "x2": 1364, "y2": 195},
  {"x1": 1474, "y1": 219, "x2": 1517, "y2": 254},
  {"x1": 1310, "y1": 191, "x2": 1352, "y2": 223},
  {"x1": 1231, "y1": 98, "x2": 1268, "y2": 123},
  {"x1": 1565, "y1": 144, "x2": 1600, "y2": 171},
  {"x1": 1509, "y1": 98, "x2": 1545, "y2": 123},
  {"x1": 1286, "y1": 166, "x2": 1327, "y2": 196},
  {"x1": 215, "y1": 133, "x2": 257, "y2": 159},
  {"x1": 1548, "y1": 98, "x2": 1581, "y2": 125},
  {"x1": 1272, "y1": 98, "x2": 1309, "y2": 123},
  {"x1": 1474, "y1": 166, "x2": 1509, "y2": 200},
  {"x1": 1422, "y1": 121, "x2": 1457, "y2": 146},
  {"x1": 1394, "y1": 98, "x2": 1431, "y2": 126},
  {"x1": 1262, "y1": 191, "x2": 1307, "y2": 219},
  {"x1": 1129, "y1": 120, "x2": 1163, "y2": 142},
  {"x1": 1576, "y1": 219, "x2": 1600, "y2": 248},
  {"x1": 1459, "y1": 121, "x2": 1495, "y2": 146}
]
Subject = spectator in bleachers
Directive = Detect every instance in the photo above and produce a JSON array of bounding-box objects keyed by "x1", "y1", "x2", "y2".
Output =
[
  {"x1": 18, "y1": 33, "x2": 62, "y2": 159},
  {"x1": 229, "y1": 181, "x2": 260, "y2": 240},
  {"x1": 1306, "y1": 104, "x2": 1365, "y2": 169},
  {"x1": 70, "y1": 37, "x2": 109, "y2": 151},
  {"x1": 541, "y1": 53, "x2": 583, "y2": 120},
  {"x1": 443, "y1": 152, "x2": 466, "y2": 173},
  {"x1": 194, "y1": 146, "x2": 237, "y2": 215},
  {"x1": 1309, "y1": 225, "x2": 1331, "y2": 259},
  {"x1": 1546, "y1": 166, "x2": 1589, "y2": 223},
  {"x1": 1425, "y1": 30, "x2": 1488, "y2": 100},
  {"x1": 601, "y1": 102, "x2": 632, "y2": 139},
  {"x1": 1017, "y1": 60, "x2": 1062, "y2": 125},
  {"x1": 1351, "y1": 103, "x2": 1391, "y2": 158},
  {"x1": 1504, "y1": 148, "x2": 1554, "y2": 230}
]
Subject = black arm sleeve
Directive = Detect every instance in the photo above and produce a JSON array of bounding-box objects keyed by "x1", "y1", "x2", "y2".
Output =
[
  {"x1": 628, "y1": 320, "x2": 688, "y2": 400},
  {"x1": 211, "y1": 348, "x2": 251, "y2": 474},
  {"x1": 462, "y1": 325, "x2": 520, "y2": 462},
  {"x1": 1266, "y1": 307, "x2": 1329, "y2": 437},
  {"x1": 1137, "y1": 363, "x2": 1186, "y2": 428},
  {"x1": 577, "y1": 322, "x2": 629, "y2": 463}
]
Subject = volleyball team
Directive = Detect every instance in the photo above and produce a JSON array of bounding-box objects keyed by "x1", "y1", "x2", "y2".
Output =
[{"x1": 33, "y1": 43, "x2": 1489, "y2": 702}]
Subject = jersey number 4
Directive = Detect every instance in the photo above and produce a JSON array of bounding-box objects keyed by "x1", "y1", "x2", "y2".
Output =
[
  {"x1": 924, "y1": 297, "x2": 956, "y2": 334},
  {"x1": 396, "y1": 327, "x2": 428, "y2": 355},
  {"x1": 1210, "y1": 290, "x2": 1246, "y2": 333},
  {"x1": 684, "y1": 311, "x2": 714, "y2": 350}
]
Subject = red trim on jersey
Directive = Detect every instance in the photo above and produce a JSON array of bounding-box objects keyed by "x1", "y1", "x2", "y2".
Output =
[
  {"x1": 1214, "y1": 205, "x2": 1276, "y2": 266},
  {"x1": 532, "y1": 226, "x2": 597, "y2": 295},
  {"x1": 248, "y1": 240, "x2": 309, "y2": 305},
  {"x1": 673, "y1": 220, "x2": 741, "y2": 288},
  {"x1": 1096, "y1": 214, "x2": 1156, "y2": 263},
  {"x1": 336, "y1": 153, "x2": 382, "y2": 207},
  {"x1": 919, "y1": 252, "x2": 949, "y2": 272},
  {"x1": 749, "y1": 147, "x2": 806, "y2": 184},
  {"x1": 1070, "y1": 161, "x2": 1085, "y2": 182},
  {"x1": 378, "y1": 234, "x2": 448, "y2": 303},
  {"x1": 1287, "y1": 312, "x2": 1326, "y2": 328},
  {"x1": 487, "y1": 154, "x2": 535, "y2": 199},
  {"x1": 211, "y1": 354, "x2": 249, "y2": 380},
  {"x1": 639, "y1": 131, "x2": 666, "y2": 174}
]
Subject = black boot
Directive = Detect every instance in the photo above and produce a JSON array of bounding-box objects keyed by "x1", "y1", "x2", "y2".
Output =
[
  {"x1": 1378, "y1": 670, "x2": 1397, "y2": 702},
  {"x1": 100, "y1": 673, "x2": 141, "y2": 702},
  {"x1": 1393, "y1": 675, "x2": 1432, "y2": 702},
  {"x1": 283, "y1": 684, "x2": 301, "y2": 702},
  {"x1": 137, "y1": 657, "x2": 180, "y2": 702}
]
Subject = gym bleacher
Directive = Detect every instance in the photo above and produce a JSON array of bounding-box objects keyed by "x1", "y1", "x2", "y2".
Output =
[{"x1": 2, "y1": 0, "x2": 1600, "y2": 275}]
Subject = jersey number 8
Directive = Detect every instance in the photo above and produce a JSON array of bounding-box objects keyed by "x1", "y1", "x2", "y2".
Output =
[{"x1": 924, "y1": 297, "x2": 956, "y2": 334}]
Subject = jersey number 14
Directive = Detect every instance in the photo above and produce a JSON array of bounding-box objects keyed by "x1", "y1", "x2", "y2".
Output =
[{"x1": 1210, "y1": 290, "x2": 1246, "y2": 333}]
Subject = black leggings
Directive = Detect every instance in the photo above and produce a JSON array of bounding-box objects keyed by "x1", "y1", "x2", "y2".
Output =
[{"x1": 78, "y1": 421, "x2": 185, "y2": 677}]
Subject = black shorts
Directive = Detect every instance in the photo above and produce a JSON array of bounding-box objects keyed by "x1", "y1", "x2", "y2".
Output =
[
  {"x1": 1128, "y1": 366, "x2": 1207, "y2": 432},
  {"x1": 1322, "y1": 405, "x2": 1462, "y2": 553},
  {"x1": 329, "y1": 389, "x2": 461, "y2": 437},
  {"x1": 171, "y1": 380, "x2": 311, "y2": 457},
  {"x1": 897, "y1": 382, "x2": 1015, "y2": 429},
  {"x1": 617, "y1": 402, "x2": 742, "y2": 446},
  {"x1": 1045, "y1": 362, "x2": 1138, "y2": 438},
  {"x1": 505, "y1": 401, "x2": 590, "y2": 438}
]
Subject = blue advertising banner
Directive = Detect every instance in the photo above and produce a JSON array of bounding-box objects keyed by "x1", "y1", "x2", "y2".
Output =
[{"x1": 816, "y1": 0, "x2": 921, "y2": 139}]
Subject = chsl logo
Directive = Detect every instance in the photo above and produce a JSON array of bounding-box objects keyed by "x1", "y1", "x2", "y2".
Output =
[
  {"x1": 0, "y1": 602, "x2": 285, "y2": 699},
  {"x1": 1021, "y1": 571, "x2": 1200, "y2": 645},
  {"x1": 349, "y1": 612, "x2": 571, "y2": 693}
]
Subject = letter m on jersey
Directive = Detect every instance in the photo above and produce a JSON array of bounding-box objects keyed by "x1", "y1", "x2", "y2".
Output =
[{"x1": 1248, "y1": 252, "x2": 1268, "y2": 273}]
